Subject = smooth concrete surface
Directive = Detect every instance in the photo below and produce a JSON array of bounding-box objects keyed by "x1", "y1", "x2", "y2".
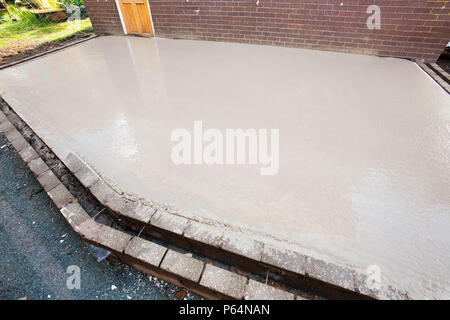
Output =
[{"x1": 0, "y1": 36, "x2": 449, "y2": 299}]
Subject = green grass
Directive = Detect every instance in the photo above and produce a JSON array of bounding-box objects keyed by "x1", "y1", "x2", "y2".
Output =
[{"x1": 0, "y1": 5, "x2": 92, "y2": 49}]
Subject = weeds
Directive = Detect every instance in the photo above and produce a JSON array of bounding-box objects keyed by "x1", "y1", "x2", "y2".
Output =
[{"x1": 0, "y1": 3, "x2": 92, "y2": 61}]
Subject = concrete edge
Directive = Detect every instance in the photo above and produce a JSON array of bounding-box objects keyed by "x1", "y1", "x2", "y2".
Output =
[
  {"x1": 416, "y1": 62, "x2": 450, "y2": 94},
  {"x1": 0, "y1": 110, "x2": 302, "y2": 301},
  {"x1": 60, "y1": 153, "x2": 403, "y2": 300},
  {"x1": 0, "y1": 34, "x2": 98, "y2": 70}
]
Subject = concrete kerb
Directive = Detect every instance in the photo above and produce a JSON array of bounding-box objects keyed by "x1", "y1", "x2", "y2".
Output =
[
  {"x1": 4, "y1": 128, "x2": 22, "y2": 142},
  {"x1": 10, "y1": 136, "x2": 29, "y2": 152},
  {"x1": 0, "y1": 109, "x2": 301, "y2": 300},
  {"x1": 60, "y1": 153, "x2": 385, "y2": 299},
  {"x1": 200, "y1": 264, "x2": 248, "y2": 300},
  {"x1": 0, "y1": 120, "x2": 14, "y2": 132},
  {"x1": 2, "y1": 105, "x2": 409, "y2": 300},
  {"x1": 0, "y1": 111, "x2": 7, "y2": 123},
  {"x1": 245, "y1": 279, "x2": 296, "y2": 300}
]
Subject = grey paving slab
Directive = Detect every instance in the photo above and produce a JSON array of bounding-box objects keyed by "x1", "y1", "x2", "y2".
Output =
[
  {"x1": 160, "y1": 250, "x2": 204, "y2": 283},
  {"x1": 37, "y1": 170, "x2": 60, "y2": 192},
  {"x1": 4, "y1": 128, "x2": 21, "y2": 142},
  {"x1": 47, "y1": 183, "x2": 75, "y2": 209},
  {"x1": 18, "y1": 145, "x2": 39, "y2": 163},
  {"x1": 200, "y1": 264, "x2": 247, "y2": 299},
  {"x1": 28, "y1": 157, "x2": 50, "y2": 176},
  {"x1": 10, "y1": 136, "x2": 28, "y2": 152},
  {"x1": 0, "y1": 120, "x2": 13, "y2": 132},
  {"x1": 95, "y1": 224, "x2": 133, "y2": 254},
  {"x1": 60, "y1": 202, "x2": 91, "y2": 230},
  {"x1": 125, "y1": 237, "x2": 167, "y2": 267}
]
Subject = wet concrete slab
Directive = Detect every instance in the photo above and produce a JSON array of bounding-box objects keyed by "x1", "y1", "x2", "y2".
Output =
[{"x1": 0, "y1": 36, "x2": 449, "y2": 299}]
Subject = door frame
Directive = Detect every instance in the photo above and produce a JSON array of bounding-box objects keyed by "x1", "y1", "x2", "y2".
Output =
[{"x1": 114, "y1": 0, "x2": 155, "y2": 36}]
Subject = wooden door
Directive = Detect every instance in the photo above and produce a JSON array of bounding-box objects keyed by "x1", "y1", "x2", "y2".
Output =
[{"x1": 118, "y1": 0, "x2": 154, "y2": 37}]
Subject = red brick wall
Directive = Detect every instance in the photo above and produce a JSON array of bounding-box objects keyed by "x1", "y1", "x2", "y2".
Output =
[
  {"x1": 84, "y1": 0, "x2": 450, "y2": 62},
  {"x1": 84, "y1": 0, "x2": 125, "y2": 35}
]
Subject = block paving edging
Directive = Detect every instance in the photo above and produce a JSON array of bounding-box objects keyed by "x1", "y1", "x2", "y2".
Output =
[
  {"x1": 0, "y1": 109, "x2": 303, "y2": 300},
  {"x1": 0, "y1": 107, "x2": 412, "y2": 300},
  {"x1": 61, "y1": 151, "x2": 410, "y2": 300}
]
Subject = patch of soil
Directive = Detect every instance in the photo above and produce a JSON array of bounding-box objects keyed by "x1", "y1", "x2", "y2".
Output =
[{"x1": 0, "y1": 30, "x2": 94, "y2": 67}]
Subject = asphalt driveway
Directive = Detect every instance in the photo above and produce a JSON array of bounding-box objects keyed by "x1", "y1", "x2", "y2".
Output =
[{"x1": 0, "y1": 132, "x2": 199, "y2": 300}]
